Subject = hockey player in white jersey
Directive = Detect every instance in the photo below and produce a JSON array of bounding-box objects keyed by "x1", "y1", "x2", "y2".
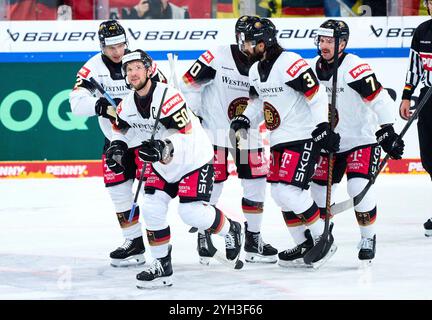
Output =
[
  {"x1": 180, "y1": 15, "x2": 278, "y2": 264},
  {"x1": 107, "y1": 50, "x2": 243, "y2": 288},
  {"x1": 230, "y1": 17, "x2": 340, "y2": 267},
  {"x1": 310, "y1": 20, "x2": 405, "y2": 263},
  {"x1": 69, "y1": 20, "x2": 166, "y2": 267}
]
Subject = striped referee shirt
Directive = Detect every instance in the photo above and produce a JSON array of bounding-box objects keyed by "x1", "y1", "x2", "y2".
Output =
[{"x1": 403, "y1": 19, "x2": 432, "y2": 100}]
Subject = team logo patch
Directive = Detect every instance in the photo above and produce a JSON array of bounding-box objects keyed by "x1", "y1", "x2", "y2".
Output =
[
  {"x1": 201, "y1": 50, "x2": 214, "y2": 64},
  {"x1": 287, "y1": 59, "x2": 308, "y2": 77},
  {"x1": 227, "y1": 97, "x2": 248, "y2": 120},
  {"x1": 78, "y1": 66, "x2": 90, "y2": 79},
  {"x1": 349, "y1": 63, "x2": 372, "y2": 79},
  {"x1": 420, "y1": 52, "x2": 432, "y2": 71},
  {"x1": 263, "y1": 101, "x2": 280, "y2": 130},
  {"x1": 162, "y1": 93, "x2": 184, "y2": 115}
]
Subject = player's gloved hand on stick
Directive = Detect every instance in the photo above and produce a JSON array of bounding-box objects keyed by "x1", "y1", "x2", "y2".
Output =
[
  {"x1": 105, "y1": 140, "x2": 128, "y2": 174},
  {"x1": 230, "y1": 115, "x2": 251, "y2": 140},
  {"x1": 95, "y1": 97, "x2": 122, "y2": 121},
  {"x1": 312, "y1": 122, "x2": 340, "y2": 153},
  {"x1": 375, "y1": 125, "x2": 405, "y2": 160},
  {"x1": 139, "y1": 139, "x2": 172, "y2": 163}
]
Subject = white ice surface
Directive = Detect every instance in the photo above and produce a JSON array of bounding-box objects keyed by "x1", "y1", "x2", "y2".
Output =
[{"x1": 0, "y1": 175, "x2": 431, "y2": 300}]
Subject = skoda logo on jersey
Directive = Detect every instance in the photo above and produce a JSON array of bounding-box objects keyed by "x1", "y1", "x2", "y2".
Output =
[
  {"x1": 227, "y1": 97, "x2": 248, "y2": 120},
  {"x1": 263, "y1": 101, "x2": 280, "y2": 131}
]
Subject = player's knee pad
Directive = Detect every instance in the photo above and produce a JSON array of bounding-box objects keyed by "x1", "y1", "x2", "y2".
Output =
[
  {"x1": 310, "y1": 182, "x2": 338, "y2": 208},
  {"x1": 270, "y1": 184, "x2": 284, "y2": 208},
  {"x1": 106, "y1": 180, "x2": 134, "y2": 212},
  {"x1": 241, "y1": 178, "x2": 266, "y2": 202},
  {"x1": 347, "y1": 178, "x2": 376, "y2": 212},
  {"x1": 209, "y1": 182, "x2": 224, "y2": 206},
  {"x1": 274, "y1": 183, "x2": 313, "y2": 214},
  {"x1": 141, "y1": 190, "x2": 171, "y2": 230},
  {"x1": 178, "y1": 201, "x2": 215, "y2": 229}
]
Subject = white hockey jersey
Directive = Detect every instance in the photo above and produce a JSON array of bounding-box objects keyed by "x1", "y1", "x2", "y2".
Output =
[
  {"x1": 111, "y1": 81, "x2": 214, "y2": 183},
  {"x1": 243, "y1": 51, "x2": 329, "y2": 148},
  {"x1": 181, "y1": 45, "x2": 263, "y2": 149},
  {"x1": 312, "y1": 53, "x2": 396, "y2": 153},
  {"x1": 69, "y1": 52, "x2": 165, "y2": 148}
]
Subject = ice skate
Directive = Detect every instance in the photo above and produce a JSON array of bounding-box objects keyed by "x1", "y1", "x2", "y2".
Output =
[
  {"x1": 136, "y1": 245, "x2": 173, "y2": 289},
  {"x1": 278, "y1": 230, "x2": 314, "y2": 268},
  {"x1": 358, "y1": 235, "x2": 376, "y2": 266},
  {"x1": 244, "y1": 224, "x2": 277, "y2": 264},
  {"x1": 110, "y1": 236, "x2": 146, "y2": 267},
  {"x1": 424, "y1": 219, "x2": 432, "y2": 237},
  {"x1": 197, "y1": 230, "x2": 216, "y2": 265}
]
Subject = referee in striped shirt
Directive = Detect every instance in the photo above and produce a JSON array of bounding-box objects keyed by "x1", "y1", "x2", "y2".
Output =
[{"x1": 400, "y1": 0, "x2": 432, "y2": 236}]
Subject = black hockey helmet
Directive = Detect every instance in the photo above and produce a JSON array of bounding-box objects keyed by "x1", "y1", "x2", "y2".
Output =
[
  {"x1": 121, "y1": 49, "x2": 153, "y2": 77},
  {"x1": 316, "y1": 19, "x2": 350, "y2": 44},
  {"x1": 98, "y1": 20, "x2": 128, "y2": 48},
  {"x1": 236, "y1": 17, "x2": 277, "y2": 50}
]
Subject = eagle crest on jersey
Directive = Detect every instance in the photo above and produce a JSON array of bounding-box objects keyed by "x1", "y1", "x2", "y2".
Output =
[
  {"x1": 263, "y1": 102, "x2": 281, "y2": 130},
  {"x1": 228, "y1": 97, "x2": 248, "y2": 120}
]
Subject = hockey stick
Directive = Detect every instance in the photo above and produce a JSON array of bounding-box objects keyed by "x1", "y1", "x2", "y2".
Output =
[
  {"x1": 331, "y1": 84, "x2": 432, "y2": 215},
  {"x1": 128, "y1": 86, "x2": 169, "y2": 223},
  {"x1": 303, "y1": 28, "x2": 340, "y2": 265},
  {"x1": 89, "y1": 77, "x2": 118, "y2": 119},
  {"x1": 167, "y1": 53, "x2": 180, "y2": 89}
]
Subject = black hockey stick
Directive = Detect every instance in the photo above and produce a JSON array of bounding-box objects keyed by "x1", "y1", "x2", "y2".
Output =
[
  {"x1": 331, "y1": 84, "x2": 432, "y2": 215},
  {"x1": 128, "y1": 86, "x2": 169, "y2": 223},
  {"x1": 303, "y1": 29, "x2": 340, "y2": 265},
  {"x1": 89, "y1": 77, "x2": 119, "y2": 120},
  {"x1": 89, "y1": 77, "x2": 118, "y2": 108}
]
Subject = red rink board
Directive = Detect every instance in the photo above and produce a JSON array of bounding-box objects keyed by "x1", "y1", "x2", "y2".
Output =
[{"x1": 0, "y1": 159, "x2": 427, "y2": 179}]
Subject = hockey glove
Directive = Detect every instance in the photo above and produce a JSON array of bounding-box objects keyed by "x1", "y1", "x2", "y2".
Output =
[
  {"x1": 312, "y1": 122, "x2": 340, "y2": 153},
  {"x1": 376, "y1": 125, "x2": 405, "y2": 160},
  {"x1": 105, "y1": 140, "x2": 128, "y2": 174},
  {"x1": 139, "y1": 139, "x2": 172, "y2": 163},
  {"x1": 230, "y1": 114, "x2": 251, "y2": 142},
  {"x1": 95, "y1": 97, "x2": 122, "y2": 122}
]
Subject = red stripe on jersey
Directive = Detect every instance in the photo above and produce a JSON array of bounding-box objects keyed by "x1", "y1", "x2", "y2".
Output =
[
  {"x1": 162, "y1": 93, "x2": 184, "y2": 115},
  {"x1": 364, "y1": 87, "x2": 382, "y2": 101},
  {"x1": 349, "y1": 63, "x2": 372, "y2": 79},
  {"x1": 178, "y1": 121, "x2": 192, "y2": 134},
  {"x1": 201, "y1": 50, "x2": 214, "y2": 64},
  {"x1": 78, "y1": 66, "x2": 90, "y2": 79},
  {"x1": 287, "y1": 58, "x2": 308, "y2": 77},
  {"x1": 304, "y1": 85, "x2": 319, "y2": 98},
  {"x1": 183, "y1": 72, "x2": 199, "y2": 88}
]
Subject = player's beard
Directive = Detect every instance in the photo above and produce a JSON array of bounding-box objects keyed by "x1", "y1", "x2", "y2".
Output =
[{"x1": 133, "y1": 76, "x2": 150, "y2": 91}]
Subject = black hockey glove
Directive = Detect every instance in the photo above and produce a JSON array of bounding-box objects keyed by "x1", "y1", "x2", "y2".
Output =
[
  {"x1": 139, "y1": 139, "x2": 172, "y2": 163},
  {"x1": 230, "y1": 114, "x2": 251, "y2": 141},
  {"x1": 376, "y1": 125, "x2": 405, "y2": 160},
  {"x1": 312, "y1": 122, "x2": 340, "y2": 153},
  {"x1": 105, "y1": 140, "x2": 128, "y2": 174},
  {"x1": 95, "y1": 97, "x2": 122, "y2": 121}
]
